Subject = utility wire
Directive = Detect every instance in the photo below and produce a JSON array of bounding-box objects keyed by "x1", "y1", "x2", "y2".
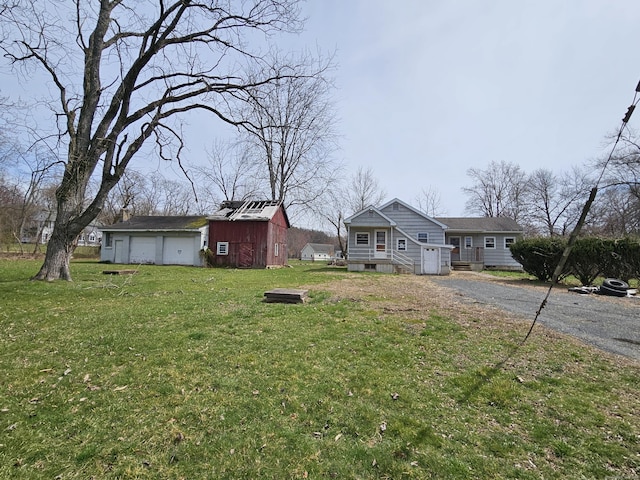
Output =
[{"x1": 521, "y1": 79, "x2": 640, "y2": 344}]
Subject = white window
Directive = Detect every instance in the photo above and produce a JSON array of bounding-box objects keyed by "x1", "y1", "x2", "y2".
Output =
[
  {"x1": 356, "y1": 232, "x2": 369, "y2": 246},
  {"x1": 217, "y1": 241, "x2": 229, "y2": 255},
  {"x1": 417, "y1": 232, "x2": 428, "y2": 243},
  {"x1": 484, "y1": 237, "x2": 496, "y2": 249},
  {"x1": 397, "y1": 238, "x2": 407, "y2": 251},
  {"x1": 89, "y1": 233, "x2": 96, "y2": 242},
  {"x1": 465, "y1": 236, "x2": 473, "y2": 249},
  {"x1": 504, "y1": 237, "x2": 515, "y2": 249},
  {"x1": 274, "y1": 242, "x2": 279, "y2": 257}
]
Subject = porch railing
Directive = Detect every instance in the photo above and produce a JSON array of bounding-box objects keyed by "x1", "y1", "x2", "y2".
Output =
[
  {"x1": 457, "y1": 247, "x2": 484, "y2": 263},
  {"x1": 347, "y1": 247, "x2": 415, "y2": 272}
]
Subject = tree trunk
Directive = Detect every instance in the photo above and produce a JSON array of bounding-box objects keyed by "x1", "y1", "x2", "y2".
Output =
[{"x1": 31, "y1": 218, "x2": 80, "y2": 281}]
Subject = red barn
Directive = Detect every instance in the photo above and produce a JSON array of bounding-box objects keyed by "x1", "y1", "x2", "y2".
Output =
[{"x1": 207, "y1": 200, "x2": 290, "y2": 268}]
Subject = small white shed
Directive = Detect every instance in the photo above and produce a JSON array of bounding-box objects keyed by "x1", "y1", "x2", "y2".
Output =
[{"x1": 301, "y1": 243, "x2": 335, "y2": 262}]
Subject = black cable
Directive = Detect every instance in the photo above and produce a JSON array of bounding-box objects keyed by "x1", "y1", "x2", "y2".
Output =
[{"x1": 521, "y1": 79, "x2": 640, "y2": 344}]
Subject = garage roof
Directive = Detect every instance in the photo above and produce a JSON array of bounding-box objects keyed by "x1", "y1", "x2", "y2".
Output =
[{"x1": 101, "y1": 215, "x2": 208, "y2": 232}]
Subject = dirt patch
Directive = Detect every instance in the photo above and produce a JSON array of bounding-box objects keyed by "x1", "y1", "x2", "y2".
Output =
[{"x1": 306, "y1": 272, "x2": 639, "y2": 368}]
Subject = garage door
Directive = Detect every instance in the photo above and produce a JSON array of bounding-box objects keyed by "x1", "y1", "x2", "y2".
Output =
[
  {"x1": 129, "y1": 237, "x2": 156, "y2": 264},
  {"x1": 163, "y1": 237, "x2": 196, "y2": 265}
]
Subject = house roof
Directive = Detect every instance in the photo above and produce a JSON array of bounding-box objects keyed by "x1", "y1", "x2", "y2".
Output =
[
  {"x1": 208, "y1": 200, "x2": 290, "y2": 227},
  {"x1": 435, "y1": 217, "x2": 523, "y2": 233},
  {"x1": 379, "y1": 198, "x2": 449, "y2": 229},
  {"x1": 303, "y1": 243, "x2": 334, "y2": 254},
  {"x1": 344, "y1": 205, "x2": 397, "y2": 226},
  {"x1": 101, "y1": 215, "x2": 208, "y2": 232}
]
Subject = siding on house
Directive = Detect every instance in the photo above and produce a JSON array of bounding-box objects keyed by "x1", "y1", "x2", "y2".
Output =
[
  {"x1": 379, "y1": 201, "x2": 447, "y2": 245},
  {"x1": 344, "y1": 199, "x2": 523, "y2": 274},
  {"x1": 436, "y1": 217, "x2": 523, "y2": 269}
]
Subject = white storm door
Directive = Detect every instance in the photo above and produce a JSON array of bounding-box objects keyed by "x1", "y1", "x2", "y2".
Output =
[
  {"x1": 374, "y1": 230, "x2": 387, "y2": 258},
  {"x1": 422, "y1": 247, "x2": 440, "y2": 274}
]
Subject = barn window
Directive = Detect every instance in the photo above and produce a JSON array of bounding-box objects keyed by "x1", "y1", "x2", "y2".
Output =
[
  {"x1": 274, "y1": 242, "x2": 279, "y2": 257},
  {"x1": 417, "y1": 232, "x2": 428, "y2": 243},
  {"x1": 504, "y1": 237, "x2": 515, "y2": 249},
  {"x1": 104, "y1": 232, "x2": 112, "y2": 247},
  {"x1": 484, "y1": 237, "x2": 496, "y2": 249},
  {"x1": 397, "y1": 238, "x2": 407, "y2": 251},
  {"x1": 217, "y1": 241, "x2": 229, "y2": 255},
  {"x1": 356, "y1": 232, "x2": 369, "y2": 246}
]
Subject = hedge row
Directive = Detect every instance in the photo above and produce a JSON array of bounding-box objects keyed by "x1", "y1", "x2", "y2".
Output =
[{"x1": 509, "y1": 237, "x2": 640, "y2": 285}]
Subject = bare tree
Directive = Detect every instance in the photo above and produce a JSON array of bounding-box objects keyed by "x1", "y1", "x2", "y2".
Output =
[
  {"x1": 345, "y1": 166, "x2": 386, "y2": 213},
  {"x1": 319, "y1": 184, "x2": 348, "y2": 258},
  {"x1": 100, "y1": 169, "x2": 201, "y2": 223},
  {"x1": 526, "y1": 167, "x2": 593, "y2": 236},
  {"x1": 240, "y1": 51, "x2": 339, "y2": 210},
  {"x1": 0, "y1": 0, "x2": 305, "y2": 280},
  {"x1": 463, "y1": 160, "x2": 528, "y2": 221},
  {"x1": 592, "y1": 185, "x2": 640, "y2": 236},
  {"x1": 415, "y1": 185, "x2": 445, "y2": 217},
  {"x1": 193, "y1": 140, "x2": 263, "y2": 205}
]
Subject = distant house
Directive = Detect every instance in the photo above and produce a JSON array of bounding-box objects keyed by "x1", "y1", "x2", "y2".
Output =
[
  {"x1": 207, "y1": 200, "x2": 289, "y2": 268},
  {"x1": 345, "y1": 198, "x2": 523, "y2": 275},
  {"x1": 77, "y1": 223, "x2": 102, "y2": 247},
  {"x1": 100, "y1": 214, "x2": 208, "y2": 266},
  {"x1": 301, "y1": 243, "x2": 334, "y2": 262}
]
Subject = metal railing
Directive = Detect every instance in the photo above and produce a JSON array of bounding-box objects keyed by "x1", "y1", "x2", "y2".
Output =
[{"x1": 347, "y1": 247, "x2": 415, "y2": 272}]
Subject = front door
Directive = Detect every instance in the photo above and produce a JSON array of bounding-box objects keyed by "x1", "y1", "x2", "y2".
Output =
[
  {"x1": 374, "y1": 230, "x2": 387, "y2": 258},
  {"x1": 449, "y1": 236, "x2": 461, "y2": 262},
  {"x1": 422, "y1": 247, "x2": 440, "y2": 274}
]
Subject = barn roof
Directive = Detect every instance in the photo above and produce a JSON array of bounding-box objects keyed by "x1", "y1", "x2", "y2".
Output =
[
  {"x1": 101, "y1": 215, "x2": 208, "y2": 232},
  {"x1": 209, "y1": 200, "x2": 290, "y2": 227},
  {"x1": 435, "y1": 217, "x2": 523, "y2": 233}
]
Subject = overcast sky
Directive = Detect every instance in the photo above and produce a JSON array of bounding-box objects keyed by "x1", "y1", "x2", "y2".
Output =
[
  {"x1": 3, "y1": 1, "x2": 640, "y2": 222},
  {"x1": 276, "y1": 0, "x2": 640, "y2": 216}
]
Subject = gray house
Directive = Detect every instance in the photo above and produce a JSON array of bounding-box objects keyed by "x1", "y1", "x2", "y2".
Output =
[
  {"x1": 345, "y1": 198, "x2": 523, "y2": 275},
  {"x1": 100, "y1": 215, "x2": 208, "y2": 266},
  {"x1": 434, "y1": 216, "x2": 524, "y2": 271}
]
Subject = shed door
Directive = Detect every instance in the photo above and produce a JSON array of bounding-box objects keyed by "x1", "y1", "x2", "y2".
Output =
[
  {"x1": 114, "y1": 240, "x2": 124, "y2": 264},
  {"x1": 239, "y1": 243, "x2": 254, "y2": 267},
  {"x1": 130, "y1": 237, "x2": 156, "y2": 264},
  {"x1": 422, "y1": 247, "x2": 440, "y2": 274}
]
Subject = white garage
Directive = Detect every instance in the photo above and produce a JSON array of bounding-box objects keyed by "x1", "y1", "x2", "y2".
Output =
[{"x1": 100, "y1": 215, "x2": 208, "y2": 267}]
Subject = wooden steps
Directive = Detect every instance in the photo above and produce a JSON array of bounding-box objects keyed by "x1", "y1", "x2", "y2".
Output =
[{"x1": 263, "y1": 288, "x2": 308, "y2": 304}]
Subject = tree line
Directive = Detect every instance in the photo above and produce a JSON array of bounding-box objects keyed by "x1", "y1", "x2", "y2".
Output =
[{"x1": 462, "y1": 148, "x2": 640, "y2": 238}]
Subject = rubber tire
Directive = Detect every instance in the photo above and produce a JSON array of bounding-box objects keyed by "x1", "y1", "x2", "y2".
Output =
[
  {"x1": 602, "y1": 278, "x2": 630, "y2": 292},
  {"x1": 599, "y1": 284, "x2": 628, "y2": 297}
]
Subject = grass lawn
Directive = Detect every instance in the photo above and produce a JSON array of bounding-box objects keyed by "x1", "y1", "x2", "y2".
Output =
[{"x1": 1, "y1": 259, "x2": 638, "y2": 479}]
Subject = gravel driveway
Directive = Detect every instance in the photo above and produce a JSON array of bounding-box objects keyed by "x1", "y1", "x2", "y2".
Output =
[{"x1": 429, "y1": 272, "x2": 640, "y2": 361}]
